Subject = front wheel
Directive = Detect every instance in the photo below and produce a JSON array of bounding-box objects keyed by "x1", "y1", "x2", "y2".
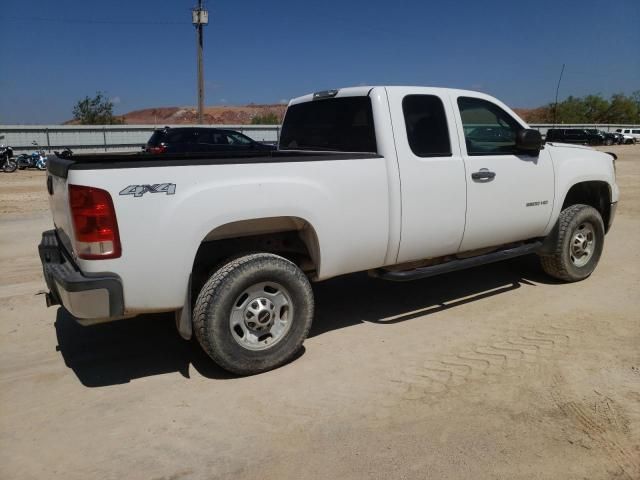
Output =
[
  {"x1": 193, "y1": 253, "x2": 314, "y2": 375},
  {"x1": 2, "y1": 159, "x2": 17, "y2": 173},
  {"x1": 539, "y1": 204, "x2": 605, "y2": 282}
]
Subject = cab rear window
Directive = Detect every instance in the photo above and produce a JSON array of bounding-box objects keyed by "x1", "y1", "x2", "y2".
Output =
[{"x1": 279, "y1": 97, "x2": 377, "y2": 153}]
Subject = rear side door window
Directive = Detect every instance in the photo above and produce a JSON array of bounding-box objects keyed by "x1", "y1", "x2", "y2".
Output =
[
  {"x1": 166, "y1": 130, "x2": 191, "y2": 144},
  {"x1": 226, "y1": 132, "x2": 253, "y2": 145},
  {"x1": 566, "y1": 130, "x2": 583, "y2": 141},
  {"x1": 402, "y1": 95, "x2": 451, "y2": 157},
  {"x1": 457, "y1": 97, "x2": 523, "y2": 155},
  {"x1": 195, "y1": 130, "x2": 214, "y2": 145}
]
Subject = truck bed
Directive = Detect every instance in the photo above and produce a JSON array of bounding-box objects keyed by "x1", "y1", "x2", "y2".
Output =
[{"x1": 47, "y1": 150, "x2": 381, "y2": 178}]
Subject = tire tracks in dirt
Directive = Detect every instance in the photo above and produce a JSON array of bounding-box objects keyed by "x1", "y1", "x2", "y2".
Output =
[
  {"x1": 549, "y1": 374, "x2": 639, "y2": 479},
  {"x1": 382, "y1": 324, "x2": 574, "y2": 406}
]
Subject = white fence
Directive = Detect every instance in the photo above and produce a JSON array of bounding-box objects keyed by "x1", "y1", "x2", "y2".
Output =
[
  {"x1": 1, "y1": 123, "x2": 638, "y2": 154},
  {"x1": 0, "y1": 124, "x2": 282, "y2": 154},
  {"x1": 528, "y1": 124, "x2": 640, "y2": 136}
]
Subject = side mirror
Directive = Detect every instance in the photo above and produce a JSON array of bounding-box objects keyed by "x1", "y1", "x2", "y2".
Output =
[{"x1": 516, "y1": 129, "x2": 542, "y2": 153}]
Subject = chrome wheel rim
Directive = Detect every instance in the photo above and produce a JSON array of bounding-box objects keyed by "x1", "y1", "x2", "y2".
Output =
[
  {"x1": 570, "y1": 222, "x2": 596, "y2": 267},
  {"x1": 230, "y1": 282, "x2": 293, "y2": 351}
]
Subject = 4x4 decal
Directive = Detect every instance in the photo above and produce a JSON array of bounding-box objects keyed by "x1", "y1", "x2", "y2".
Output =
[{"x1": 119, "y1": 183, "x2": 176, "y2": 197}]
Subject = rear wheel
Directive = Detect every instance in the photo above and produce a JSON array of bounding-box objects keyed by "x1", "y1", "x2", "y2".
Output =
[
  {"x1": 539, "y1": 204, "x2": 605, "y2": 282},
  {"x1": 193, "y1": 253, "x2": 314, "y2": 375}
]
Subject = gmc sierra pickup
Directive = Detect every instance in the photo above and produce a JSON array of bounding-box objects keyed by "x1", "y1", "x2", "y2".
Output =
[{"x1": 40, "y1": 86, "x2": 619, "y2": 375}]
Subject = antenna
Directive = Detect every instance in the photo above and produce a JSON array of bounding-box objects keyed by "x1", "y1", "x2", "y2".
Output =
[{"x1": 552, "y1": 63, "x2": 565, "y2": 128}]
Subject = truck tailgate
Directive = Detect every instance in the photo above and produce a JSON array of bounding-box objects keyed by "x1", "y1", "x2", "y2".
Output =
[{"x1": 47, "y1": 171, "x2": 75, "y2": 256}]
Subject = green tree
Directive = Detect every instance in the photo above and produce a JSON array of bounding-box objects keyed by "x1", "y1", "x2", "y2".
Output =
[
  {"x1": 582, "y1": 94, "x2": 609, "y2": 123},
  {"x1": 72, "y1": 92, "x2": 125, "y2": 125},
  {"x1": 539, "y1": 92, "x2": 640, "y2": 124},
  {"x1": 251, "y1": 112, "x2": 281, "y2": 125},
  {"x1": 604, "y1": 93, "x2": 638, "y2": 123}
]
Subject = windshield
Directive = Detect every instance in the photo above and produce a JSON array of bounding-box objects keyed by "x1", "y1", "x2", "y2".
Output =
[{"x1": 279, "y1": 97, "x2": 377, "y2": 152}]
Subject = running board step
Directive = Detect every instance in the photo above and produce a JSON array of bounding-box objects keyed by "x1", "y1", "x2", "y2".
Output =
[{"x1": 372, "y1": 242, "x2": 542, "y2": 282}]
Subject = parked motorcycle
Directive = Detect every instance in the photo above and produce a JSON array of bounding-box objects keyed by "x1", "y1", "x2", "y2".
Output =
[
  {"x1": 53, "y1": 147, "x2": 73, "y2": 159},
  {"x1": 16, "y1": 141, "x2": 47, "y2": 171},
  {"x1": 1, "y1": 144, "x2": 17, "y2": 173}
]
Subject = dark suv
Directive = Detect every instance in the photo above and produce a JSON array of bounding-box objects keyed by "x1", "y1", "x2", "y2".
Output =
[
  {"x1": 145, "y1": 127, "x2": 276, "y2": 154},
  {"x1": 545, "y1": 128, "x2": 605, "y2": 146},
  {"x1": 586, "y1": 129, "x2": 621, "y2": 146}
]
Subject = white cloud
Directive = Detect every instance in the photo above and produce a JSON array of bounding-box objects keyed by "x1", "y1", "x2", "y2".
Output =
[
  {"x1": 279, "y1": 99, "x2": 289, "y2": 104},
  {"x1": 110, "y1": 96, "x2": 121, "y2": 104}
]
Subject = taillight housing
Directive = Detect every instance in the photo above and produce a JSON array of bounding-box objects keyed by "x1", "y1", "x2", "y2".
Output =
[
  {"x1": 148, "y1": 144, "x2": 167, "y2": 154},
  {"x1": 69, "y1": 185, "x2": 121, "y2": 259}
]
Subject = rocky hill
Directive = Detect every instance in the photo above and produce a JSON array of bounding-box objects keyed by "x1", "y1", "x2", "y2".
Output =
[{"x1": 118, "y1": 104, "x2": 287, "y2": 125}]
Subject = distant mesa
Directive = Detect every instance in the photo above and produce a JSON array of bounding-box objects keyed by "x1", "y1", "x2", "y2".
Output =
[{"x1": 64, "y1": 104, "x2": 287, "y2": 125}]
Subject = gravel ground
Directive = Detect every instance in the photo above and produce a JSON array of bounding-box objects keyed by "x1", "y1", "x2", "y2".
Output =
[{"x1": 1, "y1": 146, "x2": 639, "y2": 480}]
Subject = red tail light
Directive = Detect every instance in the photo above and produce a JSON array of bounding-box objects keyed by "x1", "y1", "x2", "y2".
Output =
[
  {"x1": 69, "y1": 185, "x2": 121, "y2": 259},
  {"x1": 148, "y1": 144, "x2": 167, "y2": 154}
]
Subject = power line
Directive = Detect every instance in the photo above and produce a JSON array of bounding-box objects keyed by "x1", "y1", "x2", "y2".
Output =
[{"x1": 0, "y1": 16, "x2": 190, "y2": 26}]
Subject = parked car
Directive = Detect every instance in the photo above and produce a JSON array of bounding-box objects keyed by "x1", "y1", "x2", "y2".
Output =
[
  {"x1": 144, "y1": 127, "x2": 276, "y2": 153},
  {"x1": 615, "y1": 128, "x2": 639, "y2": 144},
  {"x1": 585, "y1": 129, "x2": 617, "y2": 146},
  {"x1": 40, "y1": 86, "x2": 618, "y2": 375},
  {"x1": 545, "y1": 128, "x2": 605, "y2": 145},
  {"x1": 610, "y1": 132, "x2": 625, "y2": 145}
]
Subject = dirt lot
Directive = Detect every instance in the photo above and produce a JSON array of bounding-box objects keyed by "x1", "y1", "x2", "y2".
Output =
[{"x1": 1, "y1": 146, "x2": 639, "y2": 480}]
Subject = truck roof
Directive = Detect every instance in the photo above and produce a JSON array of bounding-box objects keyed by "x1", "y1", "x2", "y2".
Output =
[{"x1": 288, "y1": 86, "x2": 492, "y2": 106}]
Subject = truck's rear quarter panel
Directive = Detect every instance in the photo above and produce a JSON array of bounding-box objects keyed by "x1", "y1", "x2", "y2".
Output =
[{"x1": 62, "y1": 156, "x2": 390, "y2": 314}]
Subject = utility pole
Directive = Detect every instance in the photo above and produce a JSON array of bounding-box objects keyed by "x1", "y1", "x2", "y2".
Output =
[{"x1": 192, "y1": 0, "x2": 208, "y2": 124}]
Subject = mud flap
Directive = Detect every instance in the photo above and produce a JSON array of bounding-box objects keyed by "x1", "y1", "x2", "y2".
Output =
[{"x1": 175, "y1": 275, "x2": 192, "y2": 340}]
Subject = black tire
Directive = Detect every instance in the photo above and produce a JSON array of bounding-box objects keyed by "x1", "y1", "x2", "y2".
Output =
[
  {"x1": 193, "y1": 253, "x2": 314, "y2": 375},
  {"x1": 2, "y1": 159, "x2": 17, "y2": 173},
  {"x1": 539, "y1": 204, "x2": 605, "y2": 282}
]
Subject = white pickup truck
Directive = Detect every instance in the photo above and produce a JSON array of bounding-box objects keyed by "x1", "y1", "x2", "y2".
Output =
[{"x1": 40, "y1": 86, "x2": 619, "y2": 374}]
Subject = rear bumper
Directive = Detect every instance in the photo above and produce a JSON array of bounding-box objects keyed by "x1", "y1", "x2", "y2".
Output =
[{"x1": 39, "y1": 230, "x2": 125, "y2": 324}]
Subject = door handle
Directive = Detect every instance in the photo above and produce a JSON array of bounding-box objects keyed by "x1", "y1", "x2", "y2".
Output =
[{"x1": 471, "y1": 169, "x2": 496, "y2": 180}]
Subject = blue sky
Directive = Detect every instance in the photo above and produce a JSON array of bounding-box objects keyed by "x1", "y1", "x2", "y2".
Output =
[{"x1": 1, "y1": 0, "x2": 638, "y2": 124}]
